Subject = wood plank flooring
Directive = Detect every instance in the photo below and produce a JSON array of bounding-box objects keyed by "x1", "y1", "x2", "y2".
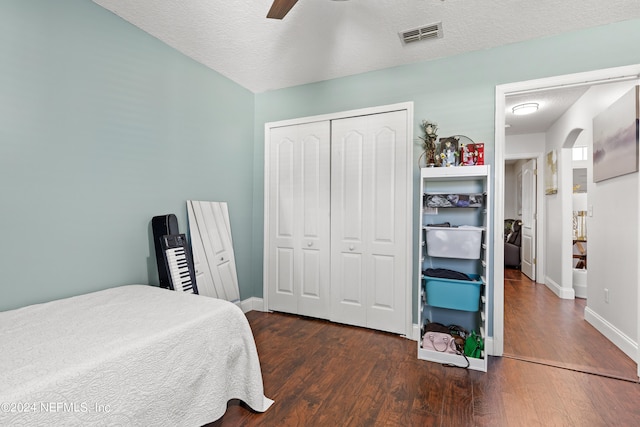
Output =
[
  {"x1": 504, "y1": 268, "x2": 637, "y2": 381},
  {"x1": 207, "y1": 299, "x2": 640, "y2": 426}
]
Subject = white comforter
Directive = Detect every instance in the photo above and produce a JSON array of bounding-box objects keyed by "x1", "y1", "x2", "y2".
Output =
[{"x1": 0, "y1": 285, "x2": 273, "y2": 426}]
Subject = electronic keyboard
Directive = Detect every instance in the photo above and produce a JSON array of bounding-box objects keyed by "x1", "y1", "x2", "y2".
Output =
[
  {"x1": 152, "y1": 214, "x2": 198, "y2": 294},
  {"x1": 160, "y1": 234, "x2": 198, "y2": 294}
]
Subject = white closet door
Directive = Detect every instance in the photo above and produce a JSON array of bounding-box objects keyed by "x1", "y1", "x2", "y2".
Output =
[
  {"x1": 188, "y1": 202, "x2": 218, "y2": 298},
  {"x1": 266, "y1": 121, "x2": 331, "y2": 318},
  {"x1": 187, "y1": 201, "x2": 240, "y2": 303},
  {"x1": 330, "y1": 110, "x2": 408, "y2": 334}
]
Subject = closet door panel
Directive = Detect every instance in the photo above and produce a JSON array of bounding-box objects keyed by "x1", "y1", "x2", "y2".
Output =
[
  {"x1": 276, "y1": 138, "x2": 295, "y2": 239},
  {"x1": 274, "y1": 249, "x2": 294, "y2": 293},
  {"x1": 372, "y1": 127, "x2": 396, "y2": 242},
  {"x1": 365, "y1": 111, "x2": 407, "y2": 334},
  {"x1": 188, "y1": 201, "x2": 240, "y2": 302},
  {"x1": 331, "y1": 121, "x2": 367, "y2": 326},
  {"x1": 188, "y1": 202, "x2": 218, "y2": 299},
  {"x1": 333, "y1": 252, "x2": 366, "y2": 327},
  {"x1": 340, "y1": 130, "x2": 364, "y2": 241},
  {"x1": 268, "y1": 133, "x2": 298, "y2": 313},
  {"x1": 331, "y1": 111, "x2": 407, "y2": 334},
  {"x1": 371, "y1": 255, "x2": 394, "y2": 309},
  {"x1": 297, "y1": 129, "x2": 331, "y2": 318},
  {"x1": 302, "y1": 136, "x2": 321, "y2": 236},
  {"x1": 301, "y1": 249, "x2": 320, "y2": 297},
  {"x1": 267, "y1": 122, "x2": 330, "y2": 318}
]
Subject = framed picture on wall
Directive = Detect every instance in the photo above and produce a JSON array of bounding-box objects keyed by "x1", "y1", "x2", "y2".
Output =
[
  {"x1": 593, "y1": 85, "x2": 639, "y2": 183},
  {"x1": 545, "y1": 150, "x2": 558, "y2": 195}
]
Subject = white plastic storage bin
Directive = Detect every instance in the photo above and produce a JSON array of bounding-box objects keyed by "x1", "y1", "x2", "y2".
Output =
[{"x1": 424, "y1": 226, "x2": 483, "y2": 259}]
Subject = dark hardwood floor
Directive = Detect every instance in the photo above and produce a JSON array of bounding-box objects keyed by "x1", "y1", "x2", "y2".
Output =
[
  {"x1": 208, "y1": 295, "x2": 640, "y2": 426},
  {"x1": 504, "y1": 267, "x2": 637, "y2": 381}
]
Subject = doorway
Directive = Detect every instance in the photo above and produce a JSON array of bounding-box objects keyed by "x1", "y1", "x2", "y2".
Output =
[
  {"x1": 504, "y1": 155, "x2": 541, "y2": 281},
  {"x1": 493, "y1": 64, "x2": 640, "y2": 379},
  {"x1": 571, "y1": 146, "x2": 588, "y2": 298}
]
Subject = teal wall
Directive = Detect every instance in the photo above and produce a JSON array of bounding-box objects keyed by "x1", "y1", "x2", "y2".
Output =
[
  {"x1": 0, "y1": 0, "x2": 255, "y2": 311},
  {"x1": 251, "y1": 19, "x2": 640, "y2": 322}
]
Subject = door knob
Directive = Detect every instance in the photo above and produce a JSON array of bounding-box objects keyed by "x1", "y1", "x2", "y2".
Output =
[
  {"x1": 349, "y1": 245, "x2": 355, "y2": 251},
  {"x1": 307, "y1": 241, "x2": 313, "y2": 247}
]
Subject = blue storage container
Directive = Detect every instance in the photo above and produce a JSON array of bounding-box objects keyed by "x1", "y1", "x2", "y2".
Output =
[{"x1": 424, "y1": 274, "x2": 482, "y2": 311}]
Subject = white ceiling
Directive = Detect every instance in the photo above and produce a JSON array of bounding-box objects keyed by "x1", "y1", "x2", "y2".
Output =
[
  {"x1": 92, "y1": 0, "x2": 640, "y2": 94},
  {"x1": 505, "y1": 86, "x2": 591, "y2": 135}
]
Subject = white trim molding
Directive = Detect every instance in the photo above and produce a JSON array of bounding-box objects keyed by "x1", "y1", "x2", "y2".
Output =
[
  {"x1": 545, "y1": 276, "x2": 576, "y2": 299},
  {"x1": 585, "y1": 306, "x2": 638, "y2": 364},
  {"x1": 494, "y1": 64, "x2": 640, "y2": 365},
  {"x1": 238, "y1": 297, "x2": 265, "y2": 313}
]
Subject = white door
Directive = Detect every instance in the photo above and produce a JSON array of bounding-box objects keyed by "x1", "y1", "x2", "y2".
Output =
[
  {"x1": 188, "y1": 203, "x2": 217, "y2": 298},
  {"x1": 521, "y1": 159, "x2": 537, "y2": 280},
  {"x1": 187, "y1": 201, "x2": 241, "y2": 302},
  {"x1": 266, "y1": 121, "x2": 331, "y2": 319},
  {"x1": 330, "y1": 110, "x2": 408, "y2": 334}
]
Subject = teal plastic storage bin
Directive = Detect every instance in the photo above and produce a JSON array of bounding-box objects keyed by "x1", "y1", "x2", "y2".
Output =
[{"x1": 424, "y1": 274, "x2": 482, "y2": 311}]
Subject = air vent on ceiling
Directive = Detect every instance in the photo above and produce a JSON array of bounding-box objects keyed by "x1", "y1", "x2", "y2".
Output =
[{"x1": 400, "y1": 22, "x2": 443, "y2": 44}]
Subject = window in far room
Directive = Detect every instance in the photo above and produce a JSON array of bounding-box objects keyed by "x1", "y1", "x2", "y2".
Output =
[{"x1": 572, "y1": 146, "x2": 588, "y2": 161}]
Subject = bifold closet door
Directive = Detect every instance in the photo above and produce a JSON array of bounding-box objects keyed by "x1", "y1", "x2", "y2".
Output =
[
  {"x1": 266, "y1": 121, "x2": 331, "y2": 319},
  {"x1": 330, "y1": 110, "x2": 408, "y2": 334},
  {"x1": 187, "y1": 200, "x2": 240, "y2": 303}
]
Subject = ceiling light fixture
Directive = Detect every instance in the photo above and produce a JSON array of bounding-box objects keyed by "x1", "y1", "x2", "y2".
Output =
[{"x1": 512, "y1": 102, "x2": 539, "y2": 115}]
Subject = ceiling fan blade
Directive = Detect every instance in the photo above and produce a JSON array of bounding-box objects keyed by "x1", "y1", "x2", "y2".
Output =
[{"x1": 267, "y1": 0, "x2": 299, "y2": 19}]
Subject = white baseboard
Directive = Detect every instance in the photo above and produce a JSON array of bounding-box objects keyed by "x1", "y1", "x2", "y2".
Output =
[
  {"x1": 584, "y1": 306, "x2": 638, "y2": 363},
  {"x1": 545, "y1": 276, "x2": 575, "y2": 299},
  {"x1": 238, "y1": 297, "x2": 265, "y2": 313}
]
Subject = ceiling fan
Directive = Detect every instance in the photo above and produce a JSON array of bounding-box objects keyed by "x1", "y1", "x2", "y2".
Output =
[
  {"x1": 267, "y1": 0, "x2": 299, "y2": 19},
  {"x1": 267, "y1": 0, "x2": 349, "y2": 19}
]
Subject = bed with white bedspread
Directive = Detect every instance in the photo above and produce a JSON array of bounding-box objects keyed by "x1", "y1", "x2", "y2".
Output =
[{"x1": 0, "y1": 285, "x2": 273, "y2": 426}]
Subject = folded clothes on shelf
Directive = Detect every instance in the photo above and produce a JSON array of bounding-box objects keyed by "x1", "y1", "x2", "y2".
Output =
[
  {"x1": 424, "y1": 194, "x2": 483, "y2": 208},
  {"x1": 423, "y1": 268, "x2": 475, "y2": 281}
]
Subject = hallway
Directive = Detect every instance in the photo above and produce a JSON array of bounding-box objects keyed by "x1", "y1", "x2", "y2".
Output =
[{"x1": 504, "y1": 268, "x2": 637, "y2": 382}]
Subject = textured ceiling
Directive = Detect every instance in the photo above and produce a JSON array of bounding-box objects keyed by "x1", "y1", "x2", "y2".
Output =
[
  {"x1": 92, "y1": 0, "x2": 640, "y2": 94},
  {"x1": 505, "y1": 86, "x2": 591, "y2": 136}
]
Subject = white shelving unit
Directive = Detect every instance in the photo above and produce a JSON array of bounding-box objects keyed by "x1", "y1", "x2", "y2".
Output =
[{"x1": 417, "y1": 165, "x2": 490, "y2": 372}]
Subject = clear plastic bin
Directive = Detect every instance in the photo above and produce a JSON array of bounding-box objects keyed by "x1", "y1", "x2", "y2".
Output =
[{"x1": 424, "y1": 226, "x2": 483, "y2": 259}]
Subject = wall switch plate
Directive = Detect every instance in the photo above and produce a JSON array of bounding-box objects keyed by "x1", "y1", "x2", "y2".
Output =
[{"x1": 604, "y1": 288, "x2": 610, "y2": 303}]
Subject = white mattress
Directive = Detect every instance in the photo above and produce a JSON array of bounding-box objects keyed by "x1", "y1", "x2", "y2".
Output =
[{"x1": 0, "y1": 285, "x2": 273, "y2": 426}]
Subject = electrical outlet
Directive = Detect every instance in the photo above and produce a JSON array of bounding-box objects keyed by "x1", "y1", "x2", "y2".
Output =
[{"x1": 604, "y1": 288, "x2": 610, "y2": 303}]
